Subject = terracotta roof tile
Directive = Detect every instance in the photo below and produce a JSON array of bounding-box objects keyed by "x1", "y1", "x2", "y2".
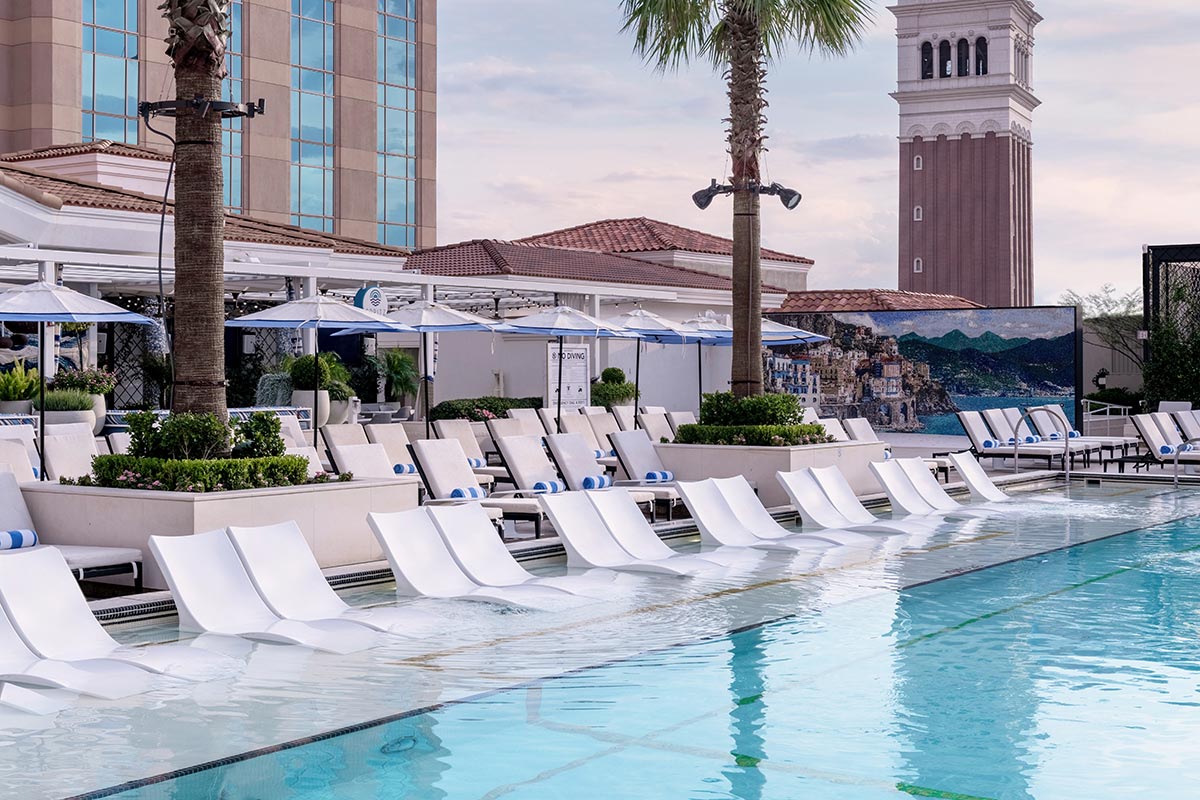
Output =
[
  {"x1": 406, "y1": 239, "x2": 786, "y2": 293},
  {"x1": 769, "y1": 289, "x2": 983, "y2": 313},
  {"x1": 0, "y1": 160, "x2": 409, "y2": 257},
  {"x1": 518, "y1": 216, "x2": 813, "y2": 265},
  {"x1": 0, "y1": 140, "x2": 173, "y2": 163}
]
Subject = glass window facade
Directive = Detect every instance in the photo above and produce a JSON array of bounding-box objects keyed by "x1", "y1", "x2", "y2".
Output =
[
  {"x1": 290, "y1": 0, "x2": 336, "y2": 232},
  {"x1": 223, "y1": 0, "x2": 245, "y2": 212},
  {"x1": 82, "y1": 0, "x2": 139, "y2": 143},
  {"x1": 376, "y1": 0, "x2": 418, "y2": 248}
]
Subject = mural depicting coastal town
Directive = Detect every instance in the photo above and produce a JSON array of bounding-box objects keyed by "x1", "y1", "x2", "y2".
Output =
[{"x1": 764, "y1": 307, "x2": 1079, "y2": 435}]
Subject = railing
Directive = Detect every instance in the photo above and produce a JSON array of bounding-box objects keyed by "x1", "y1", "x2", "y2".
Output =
[
  {"x1": 1012, "y1": 407, "x2": 1072, "y2": 483},
  {"x1": 1082, "y1": 399, "x2": 1132, "y2": 437},
  {"x1": 1171, "y1": 438, "x2": 1200, "y2": 488}
]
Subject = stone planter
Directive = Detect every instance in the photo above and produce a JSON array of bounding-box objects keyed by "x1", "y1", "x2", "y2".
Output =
[
  {"x1": 291, "y1": 389, "x2": 330, "y2": 429},
  {"x1": 0, "y1": 400, "x2": 33, "y2": 415},
  {"x1": 654, "y1": 440, "x2": 888, "y2": 509},
  {"x1": 326, "y1": 399, "x2": 353, "y2": 426},
  {"x1": 20, "y1": 477, "x2": 421, "y2": 590},
  {"x1": 89, "y1": 394, "x2": 106, "y2": 435},
  {"x1": 43, "y1": 409, "x2": 96, "y2": 429}
]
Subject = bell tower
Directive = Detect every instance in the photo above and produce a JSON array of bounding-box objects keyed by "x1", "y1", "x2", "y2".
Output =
[{"x1": 890, "y1": 0, "x2": 1042, "y2": 307}]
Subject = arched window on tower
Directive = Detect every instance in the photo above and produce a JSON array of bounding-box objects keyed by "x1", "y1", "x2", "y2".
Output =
[
  {"x1": 920, "y1": 42, "x2": 933, "y2": 80},
  {"x1": 975, "y1": 37, "x2": 989, "y2": 75},
  {"x1": 913, "y1": 258, "x2": 924, "y2": 274},
  {"x1": 939, "y1": 40, "x2": 952, "y2": 78},
  {"x1": 913, "y1": 154, "x2": 923, "y2": 171},
  {"x1": 913, "y1": 206, "x2": 923, "y2": 222},
  {"x1": 957, "y1": 39, "x2": 970, "y2": 76}
]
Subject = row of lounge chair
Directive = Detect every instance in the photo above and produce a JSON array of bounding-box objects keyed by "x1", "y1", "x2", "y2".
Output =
[
  {"x1": 1128, "y1": 410, "x2": 1200, "y2": 471},
  {"x1": 958, "y1": 404, "x2": 1137, "y2": 469}
]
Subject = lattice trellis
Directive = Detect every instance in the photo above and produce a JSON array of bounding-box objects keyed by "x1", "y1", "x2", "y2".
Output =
[{"x1": 1144, "y1": 243, "x2": 1200, "y2": 361}]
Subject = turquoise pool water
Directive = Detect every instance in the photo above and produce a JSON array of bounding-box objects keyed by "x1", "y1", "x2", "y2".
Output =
[{"x1": 88, "y1": 495, "x2": 1200, "y2": 799}]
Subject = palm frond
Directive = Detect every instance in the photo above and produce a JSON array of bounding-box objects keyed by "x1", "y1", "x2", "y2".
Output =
[
  {"x1": 619, "y1": 0, "x2": 721, "y2": 71},
  {"x1": 755, "y1": 0, "x2": 876, "y2": 61}
]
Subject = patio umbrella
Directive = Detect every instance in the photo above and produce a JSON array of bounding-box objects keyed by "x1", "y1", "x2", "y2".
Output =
[
  {"x1": 337, "y1": 300, "x2": 506, "y2": 437},
  {"x1": 501, "y1": 306, "x2": 633, "y2": 429},
  {"x1": 681, "y1": 312, "x2": 829, "y2": 409},
  {"x1": 225, "y1": 295, "x2": 414, "y2": 448},
  {"x1": 0, "y1": 281, "x2": 157, "y2": 480},
  {"x1": 605, "y1": 309, "x2": 711, "y2": 424}
]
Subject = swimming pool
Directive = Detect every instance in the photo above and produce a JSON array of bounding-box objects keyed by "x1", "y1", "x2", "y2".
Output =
[{"x1": 19, "y1": 483, "x2": 1200, "y2": 798}]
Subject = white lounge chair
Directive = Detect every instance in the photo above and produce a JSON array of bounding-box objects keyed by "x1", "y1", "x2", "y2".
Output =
[
  {"x1": 1028, "y1": 405, "x2": 1134, "y2": 457},
  {"x1": 611, "y1": 405, "x2": 636, "y2": 431},
  {"x1": 607, "y1": 429, "x2": 683, "y2": 518},
  {"x1": 817, "y1": 418, "x2": 850, "y2": 442},
  {"x1": 149, "y1": 530, "x2": 377, "y2": 654},
  {"x1": 543, "y1": 433, "x2": 656, "y2": 511},
  {"x1": 505, "y1": 408, "x2": 547, "y2": 437},
  {"x1": 1131, "y1": 414, "x2": 1200, "y2": 468},
  {"x1": 776, "y1": 468, "x2": 913, "y2": 536},
  {"x1": 0, "y1": 424, "x2": 38, "y2": 467},
  {"x1": 893, "y1": 457, "x2": 994, "y2": 516},
  {"x1": 712, "y1": 475, "x2": 876, "y2": 547},
  {"x1": 801, "y1": 407, "x2": 820, "y2": 424},
  {"x1": 640, "y1": 405, "x2": 667, "y2": 415},
  {"x1": 45, "y1": 422, "x2": 95, "y2": 438},
  {"x1": 807, "y1": 465, "x2": 941, "y2": 533},
  {"x1": 1175, "y1": 410, "x2": 1200, "y2": 444},
  {"x1": 945, "y1": 451, "x2": 1011, "y2": 503},
  {"x1": 107, "y1": 430, "x2": 132, "y2": 455},
  {"x1": 959, "y1": 410, "x2": 1063, "y2": 470},
  {"x1": 586, "y1": 486, "x2": 763, "y2": 568},
  {"x1": 432, "y1": 419, "x2": 505, "y2": 484},
  {"x1": 365, "y1": 422, "x2": 412, "y2": 466},
  {"x1": 666, "y1": 411, "x2": 697, "y2": 435},
  {"x1": 538, "y1": 492, "x2": 702, "y2": 576},
  {"x1": 368, "y1": 509, "x2": 569, "y2": 608},
  {"x1": 284, "y1": 446, "x2": 325, "y2": 478},
  {"x1": 0, "y1": 603, "x2": 151, "y2": 700},
  {"x1": 226, "y1": 521, "x2": 435, "y2": 635},
  {"x1": 0, "y1": 545, "x2": 239, "y2": 678},
  {"x1": 0, "y1": 439, "x2": 36, "y2": 483},
  {"x1": 328, "y1": 442, "x2": 406, "y2": 480},
  {"x1": 279, "y1": 414, "x2": 306, "y2": 448},
  {"x1": 1151, "y1": 411, "x2": 1186, "y2": 448},
  {"x1": 492, "y1": 434, "x2": 568, "y2": 495},
  {"x1": 637, "y1": 411, "x2": 675, "y2": 443},
  {"x1": 484, "y1": 417, "x2": 527, "y2": 441},
  {"x1": 42, "y1": 433, "x2": 96, "y2": 481},
  {"x1": 1000, "y1": 408, "x2": 1098, "y2": 465},
  {"x1": 427, "y1": 503, "x2": 607, "y2": 595},
  {"x1": 537, "y1": 406, "x2": 561, "y2": 435},
  {"x1": 559, "y1": 413, "x2": 619, "y2": 469},
  {"x1": 320, "y1": 424, "x2": 368, "y2": 467},
  {"x1": 675, "y1": 479, "x2": 845, "y2": 553},
  {"x1": 409, "y1": 438, "x2": 544, "y2": 537},
  {"x1": 868, "y1": 459, "x2": 942, "y2": 517},
  {"x1": 0, "y1": 473, "x2": 143, "y2": 588}
]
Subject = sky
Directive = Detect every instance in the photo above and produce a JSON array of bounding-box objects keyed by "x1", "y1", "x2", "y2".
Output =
[{"x1": 436, "y1": 1, "x2": 1200, "y2": 305}]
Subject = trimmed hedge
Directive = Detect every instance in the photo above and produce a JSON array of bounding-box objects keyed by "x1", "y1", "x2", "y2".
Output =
[
  {"x1": 700, "y1": 392, "x2": 804, "y2": 426},
  {"x1": 429, "y1": 396, "x2": 542, "y2": 422},
  {"x1": 674, "y1": 423, "x2": 833, "y2": 447},
  {"x1": 87, "y1": 454, "x2": 310, "y2": 493}
]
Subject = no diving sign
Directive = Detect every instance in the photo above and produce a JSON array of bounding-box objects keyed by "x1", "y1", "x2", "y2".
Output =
[{"x1": 546, "y1": 343, "x2": 590, "y2": 412}]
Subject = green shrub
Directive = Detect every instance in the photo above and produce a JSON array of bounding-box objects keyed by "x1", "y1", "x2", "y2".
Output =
[
  {"x1": 232, "y1": 412, "x2": 285, "y2": 459},
  {"x1": 327, "y1": 380, "x2": 353, "y2": 402},
  {"x1": 591, "y1": 380, "x2": 637, "y2": 409},
  {"x1": 600, "y1": 367, "x2": 626, "y2": 384},
  {"x1": 288, "y1": 352, "x2": 351, "y2": 392},
  {"x1": 428, "y1": 396, "x2": 542, "y2": 422},
  {"x1": 0, "y1": 360, "x2": 39, "y2": 401},
  {"x1": 33, "y1": 389, "x2": 94, "y2": 411},
  {"x1": 699, "y1": 392, "x2": 803, "y2": 426},
  {"x1": 49, "y1": 367, "x2": 117, "y2": 395},
  {"x1": 674, "y1": 423, "x2": 832, "y2": 447},
  {"x1": 88, "y1": 454, "x2": 309, "y2": 493},
  {"x1": 126, "y1": 411, "x2": 230, "y2": 459}
]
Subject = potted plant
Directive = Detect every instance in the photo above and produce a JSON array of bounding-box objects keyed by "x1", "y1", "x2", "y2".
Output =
[
  {"x1": 50, "y1": 367, "x2": 118, "y2": 434},
  {"x1": 33, "y1": 389, "x2": 96, "y2": 428},
  {"x1": 590, "y1": 367, "x2": 637, "y2": 409},
  {"x1": 288, "y1": 353, "x2": 354, "y2": 427},
  {"x1": 0, "y1": 360, "x2": 39, "y2": 414},
  {"x1": 326, "y1": 378, "x2": 355, "y2": 425}
]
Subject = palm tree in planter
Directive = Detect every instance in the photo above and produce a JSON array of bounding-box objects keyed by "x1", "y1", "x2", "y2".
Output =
[
  {"x1": 621, "y1": 0, "x2": 871, "y2": 397},
  {"x1": 160, "y1": 0, "x2": 231, "y2": 417}
]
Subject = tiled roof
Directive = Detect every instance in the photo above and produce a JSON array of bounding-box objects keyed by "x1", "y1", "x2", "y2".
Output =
[
  {"x1": 770, "y1": 289, "x2": 983, "y2": 313},
  {"x1": 406, "y1": 239, "x2": 784, "y2": 293},
  {"x1": 0, "y1": 140, "x2": 173, "y2": 163},
  {"x1": 0, "y1": 160, "x2": 408, "y2": 257},
  {"x1": 518, "y1": 217, "x2": 814, "y2": 265}
]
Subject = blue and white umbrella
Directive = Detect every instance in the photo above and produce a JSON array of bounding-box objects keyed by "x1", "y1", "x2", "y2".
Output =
[
  {"x1": 502, "y1": 306, "x2": 634, "y2": 428},
  {"x1": 0, "y1": 281, "x2": 157, "y2": 480},
  {"x1": 605, "y1": 309, "x2": 711, "y2": 422},
  {"x1": 226, "y1": 296, "x2": 414, "y2": 447}
]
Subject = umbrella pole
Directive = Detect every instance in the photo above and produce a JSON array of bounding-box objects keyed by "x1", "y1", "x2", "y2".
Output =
[
  {"x1": 313, "y1": 329, "x2": 320, "y2": 451},
  {"x1": 697, "y1": 341, "x2": 702, "y2": 414},
  {"x1": 633, "y1": 339, "x2": 641, "y2": 428},
  {"x1": 556, "y1": 336, "x2": 564, "y2": 430},
  {"x1": 38, "y1": 321, "x2": 45, "y2": 482},
  {"x1": 423, "y1": 335, "x2": 431, "y2": 439}
]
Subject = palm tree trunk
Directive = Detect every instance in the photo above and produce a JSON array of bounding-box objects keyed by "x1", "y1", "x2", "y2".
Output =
[
  {"x1": 171, "y1": 66, "x2": 228, "y2": 418},
  {"x1": 726, "y1": 4, "x2": 765, "y2": 397}
]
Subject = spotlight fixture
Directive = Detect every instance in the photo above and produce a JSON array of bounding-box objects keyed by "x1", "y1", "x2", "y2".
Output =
[{"x1": 691, "y1": 178, "x2": 802, "y2": 211}]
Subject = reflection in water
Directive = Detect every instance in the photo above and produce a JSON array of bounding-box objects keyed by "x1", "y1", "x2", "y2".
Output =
[{"x1": 722, "y1": 626, "x2": 768, "y2": 800}]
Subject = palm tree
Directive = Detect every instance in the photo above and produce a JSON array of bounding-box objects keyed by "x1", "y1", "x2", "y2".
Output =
[
  {"x1": 621, "y1": 0, "x2": 872, "y2": 397},
  {"x1": 160, "y1": 0, "x2": 231, "y2": 416}
]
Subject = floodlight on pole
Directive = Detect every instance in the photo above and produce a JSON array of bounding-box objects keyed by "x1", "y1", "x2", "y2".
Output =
[{"x1": 692, "y1": 178, "x2": 802, "y2": 211}]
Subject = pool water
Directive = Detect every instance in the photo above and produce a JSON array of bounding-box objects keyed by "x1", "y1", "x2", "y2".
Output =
[{"x1": 59, "y1": 484, "x2": 1200, "y2": 800}]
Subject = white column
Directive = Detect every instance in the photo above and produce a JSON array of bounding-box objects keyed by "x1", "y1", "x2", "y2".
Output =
[
  {"x1": 421, "y1": 284, "x2": 434, "y2": 411},
  {"x1": 300, "y1": 276, "x2": 317, "y2": 355},
  {"x1": 85, "y1": 283, "x2": 100, "y2": 368},
  {"x1": 38, "y1": 261, "x2": 58, "y2": 380},
  {"x1": 587, "y1": 294, "x2": 604, "y2": 380}
]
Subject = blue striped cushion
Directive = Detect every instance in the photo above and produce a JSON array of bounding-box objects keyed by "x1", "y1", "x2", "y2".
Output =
[
  {"x1": 466, "y1": 457, "x2": 485, "y2": 469},
  {"x1": 0, "y1": 529, "x2": 37, "y2": 550},
  {"x1": 644, "y1": 470, "x2": 673, "y2": 483},
  {"x1": 981, "y1": 439, "x2": 1002, "y2": 449},
  {"x1": 449, "y1": 486, "x2": 488, "y2": 499},
  {"x1": 1068, "y1": 430, "x2": 1080, "y2": 438},
  {"x1": 593, "y1": 449, "x2": 605, "y2": 459},
  {"x1": 1047, "y1": 432, "x2": 1061, "y2": 440},
  {"x1": 582, "y1": 474, "x2": 611, "y2": 490},
  {"x1": 1161, "y1": 444, "x2": 1193, "y2": 455},
  {"x1": 533, "y1": 480, "x2": 566, "y2": 494},
  {"x1": 1023, "y1": 435, "x2": 1040, "y2": 444},
  {"x1": 393, "y1": 463, "x2": 418, "y2": 475}
]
